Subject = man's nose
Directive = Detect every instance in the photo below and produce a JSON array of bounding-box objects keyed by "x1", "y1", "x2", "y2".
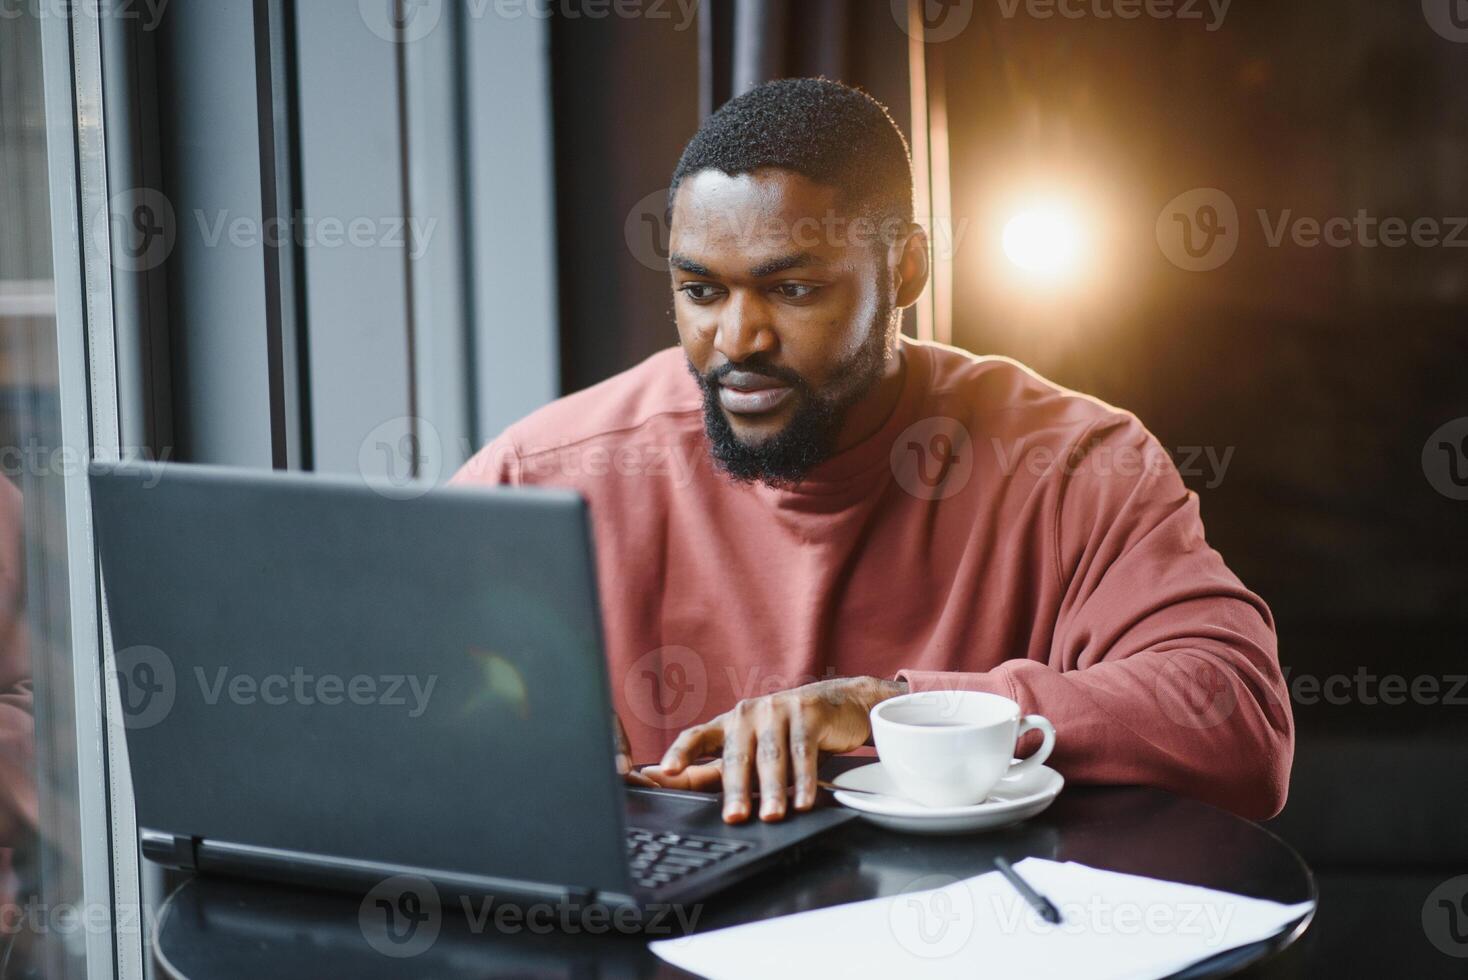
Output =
[{"x1": 713, "y1": 292, "x2": 777, "y2": 364}]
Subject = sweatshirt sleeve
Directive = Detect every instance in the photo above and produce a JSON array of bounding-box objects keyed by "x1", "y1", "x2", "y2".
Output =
[
  {"x1": 899, "y1": 414, "x2": 1294, "y2": 820},
  {"x1": 449, "y1": 435, "x2": 522, "y2": 488}
]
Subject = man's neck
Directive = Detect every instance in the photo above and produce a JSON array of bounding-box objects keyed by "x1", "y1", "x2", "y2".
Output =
[{"x1": 833, "y1": 343, "x2": 907, "y2": 454}]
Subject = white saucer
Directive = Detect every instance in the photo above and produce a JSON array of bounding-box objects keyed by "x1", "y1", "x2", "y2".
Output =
[{"x1": 829, "y1": 761, "x2": 1063, "y2": 835}]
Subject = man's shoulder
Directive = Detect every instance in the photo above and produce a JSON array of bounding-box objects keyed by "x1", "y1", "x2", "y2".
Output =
[
  {"x1": 917, "y1": 340, "x2": 1139, "y2": 447},
  {"x1": 499, "y1": 347, "x2": 704, "y2": 458}
]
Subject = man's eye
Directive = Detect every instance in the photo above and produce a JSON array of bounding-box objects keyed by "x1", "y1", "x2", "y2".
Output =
[
  {"x1": 679, "y1": 283, "x2": 723, "y2": 302},
  {"x1": 774, "y1": 284, "x2": 817, "y2": 300}
]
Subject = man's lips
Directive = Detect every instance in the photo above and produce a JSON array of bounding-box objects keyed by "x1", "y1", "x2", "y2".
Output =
[{"x1": 717, "y1": 371, "x2": 794, "y2": 415}]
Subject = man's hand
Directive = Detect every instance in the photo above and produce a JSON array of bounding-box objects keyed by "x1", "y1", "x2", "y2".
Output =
[
  {"x1": 614, "y1": 712, "x2": 657, "y2": 788},
  {"x1": 648, "y1": 676, "x2": 905, "y2": 823}
]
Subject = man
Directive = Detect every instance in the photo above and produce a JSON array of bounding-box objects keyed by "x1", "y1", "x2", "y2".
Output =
[{"x1": 452, "y1": 78, "x2": 1293, "y2": 825}]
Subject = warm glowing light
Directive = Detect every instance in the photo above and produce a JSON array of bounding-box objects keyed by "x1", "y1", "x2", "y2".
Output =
[{"x1": 1002, "y1": 204, "x2": 1085, "y2": 280}]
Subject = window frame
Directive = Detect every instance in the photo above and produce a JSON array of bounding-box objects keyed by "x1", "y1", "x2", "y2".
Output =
[{"x1": 39, "y1": 2, "x2": 143, "y2": 977}]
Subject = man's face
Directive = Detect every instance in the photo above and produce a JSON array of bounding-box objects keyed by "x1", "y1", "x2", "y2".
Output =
[{"x1": 670, "y1": 169, "x2": 897, "y2": 485}]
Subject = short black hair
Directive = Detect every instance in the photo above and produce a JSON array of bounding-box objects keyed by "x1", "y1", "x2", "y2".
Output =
[{"x1": 669, "y1": 77, "x2": 915, "y2": 229}]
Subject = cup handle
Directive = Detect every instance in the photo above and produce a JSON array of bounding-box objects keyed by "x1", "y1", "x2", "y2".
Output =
[{"x1": 1003, "y1": 715, "x2": 1056, "y2": 780}]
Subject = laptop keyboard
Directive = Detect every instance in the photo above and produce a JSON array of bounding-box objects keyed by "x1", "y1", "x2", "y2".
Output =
[{"x1": 625, "y1": 827, "x2": 753, "y2": 891}]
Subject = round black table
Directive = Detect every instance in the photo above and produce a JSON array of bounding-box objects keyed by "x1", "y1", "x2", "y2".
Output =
[{"x1": 152, "y1": 780, "x2": 1314, "y2": 979}]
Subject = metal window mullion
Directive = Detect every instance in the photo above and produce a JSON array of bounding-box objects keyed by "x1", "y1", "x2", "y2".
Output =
[
  {"x1": 39, "y1": 11, "x2": 119, "y2": 979},
  {"x1": 403, "y1": 1, "x2": 471, "y2": 477},
  {"x1": 72, "y1": 1, "x2": 143, "y2": 974},
  {"x1": 71, "y1": 14, "x2": 119, "y2": 461},
  {"x1": 39, "y1": 4, "x2": 125, "y2": 980},
  {"x1": 905, "y1": 0, "x2": 935, "y2": 344},
  {"x1": 254, "y1": 0, "x2": 308, "y2": 471}
]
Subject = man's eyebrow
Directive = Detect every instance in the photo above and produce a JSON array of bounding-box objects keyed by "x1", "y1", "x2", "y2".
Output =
[
  {"x1": 669, "y1": 251, "x2": 826, "y2": 279},
  {"x1": 670, "y1": 253, "x2": 713, "y2": 276},
  {"x1": 748, "y1": 252, "x2": 822, "y2": 279}
]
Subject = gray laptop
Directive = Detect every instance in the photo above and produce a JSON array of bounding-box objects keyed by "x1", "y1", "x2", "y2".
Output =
[{"x1": 89, "y1": 462, "x2": 853, "y2": 916}]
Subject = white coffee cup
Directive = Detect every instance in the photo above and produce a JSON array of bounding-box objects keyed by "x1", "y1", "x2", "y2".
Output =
[{"x1": 869, "y1": 691, "x2": 1056, "y2": 808}]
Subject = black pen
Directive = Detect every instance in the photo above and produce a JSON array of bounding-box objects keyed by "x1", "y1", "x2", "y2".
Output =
[{"x1": 994, "y1": 856, "x2": 1062, "y2": 924}]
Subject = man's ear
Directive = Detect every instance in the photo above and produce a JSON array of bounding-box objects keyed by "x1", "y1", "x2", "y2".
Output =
[{"x1": 891, "y1": 223, "x2": 931, "y2": 310}]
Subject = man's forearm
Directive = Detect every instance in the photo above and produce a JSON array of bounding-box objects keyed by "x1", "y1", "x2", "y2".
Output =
[{"x1": 897, "y1": 646, "x2": 1293, "y2": 820}]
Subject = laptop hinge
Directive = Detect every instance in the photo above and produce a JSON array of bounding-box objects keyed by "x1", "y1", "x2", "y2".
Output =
[{"x1": 140, "y1": 830, "x2": 200, "y2": 871}]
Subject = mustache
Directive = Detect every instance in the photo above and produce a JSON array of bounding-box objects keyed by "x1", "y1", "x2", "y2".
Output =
[{"x1": 702, "y1": 358, "x2": 809, "y2": 391}]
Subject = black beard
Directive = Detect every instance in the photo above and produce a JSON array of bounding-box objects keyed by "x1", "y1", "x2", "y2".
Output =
[{"x1": 687, "y1": 302, "x2": 895, "y2": 488}]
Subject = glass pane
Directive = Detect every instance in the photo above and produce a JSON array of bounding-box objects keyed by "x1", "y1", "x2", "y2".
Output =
[{"x1": 1, "y1": 11, "x2": 102, "y2": 979}]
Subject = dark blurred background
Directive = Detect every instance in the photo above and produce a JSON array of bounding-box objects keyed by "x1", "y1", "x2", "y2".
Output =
[{"x1": 551, "y1": 2, "x2": 1468, "y2": 975}]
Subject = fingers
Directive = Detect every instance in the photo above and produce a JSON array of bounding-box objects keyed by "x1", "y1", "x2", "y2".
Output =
[
  {"x1": 756, "y1": 713, "x2": 790, "y2": 822},
  {"x1": 660, "y1": 722, "x2": 723, "y2": 776},
  {"x1": 613, "y1": 713, "x2": 633, "y2": 775},
  {"x1": 789, "y1": 713, "x2": 819, "y2": 811},
  {"x1": 660, "y1": 679, "x2": 880, "y2": 822},
  {"x1": 639, "y1": 761, "x2": 723, "y2": 791},
  {"x1": 719, "y1": 722, "x2": 757, "y2": 823},
  {"x1": 622, "y1": 768, "x2": 658, "y2": 788}
]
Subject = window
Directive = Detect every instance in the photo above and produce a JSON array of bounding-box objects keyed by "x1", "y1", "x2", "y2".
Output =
[{"x1": 1, "y1": 8, "x2": 140, "y2": 977}]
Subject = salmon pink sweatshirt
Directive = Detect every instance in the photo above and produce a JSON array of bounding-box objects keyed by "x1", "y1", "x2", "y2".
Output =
[{"x1": 452, "y1": 339, "x2": 1294, "y2": 819}]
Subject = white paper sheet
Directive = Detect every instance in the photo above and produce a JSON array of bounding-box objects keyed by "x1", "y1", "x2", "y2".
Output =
[{"x1": 650, "y1": 858, "x2": 1313, "y2": 980}]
